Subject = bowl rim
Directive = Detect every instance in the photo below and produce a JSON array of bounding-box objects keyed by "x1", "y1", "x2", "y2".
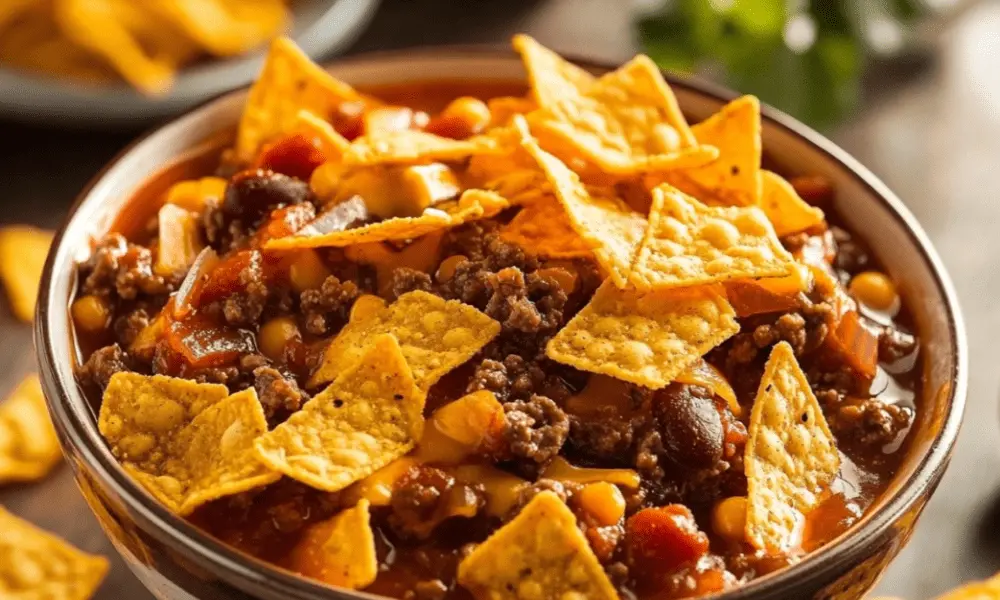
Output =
[{"x1": 34, "y1": 45, "x2": 968, "y2": 600}]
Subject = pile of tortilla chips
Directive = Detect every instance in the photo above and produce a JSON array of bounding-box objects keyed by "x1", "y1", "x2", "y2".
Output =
[
  {"x1": 0, "y1": 0, "x2": 289, "y2": 94},
  {"x1": 94, "y1": 34, "x2": 850, "y2": 597}
]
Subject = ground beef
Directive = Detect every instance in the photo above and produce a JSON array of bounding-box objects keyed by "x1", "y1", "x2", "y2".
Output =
[
  {"x1": 482, "y1": 267, "x2": 567, "y2": 333},
  {"x1": 466, "y1": 359, "x2": 508, "y2": 399},
  {"x1": 503, "y1": 395, "x2": 569, "y2": 465},
  {"x1": 751, "y1": 312, "x2": 807, "y2": 355},
  {"x1": 878, "y1": 324, "x2": 918, "y2": 364},
  {"x1": 388, "y1": 466, "x2": 484, "y2": 540},
  {"x1": 822, "y1": 394, "x2": 912, "y2": 448},
  {"x1": 202, "y1": 197, "x2": 247, "y2": 251},
  {"x1": 77, "y1": 343, "x2": 131, "y2": 390},
  {"x1": 113, "y1": 308, "x2": 150, "y2": 350},
  {"x1": 511, "y1": 479, "x2": 581, "y2": 518},
  {"x1": 253, "y1": 366, "x2": 306, "y2": 421},
  {"x1": 607, "y1": 561, "x2": 630, "y2": 590},
  {"x1": 568, "y1": 408, "x2": 635, "y2": 463},
  {"x1": 81, "y1": 234, "x2": 174, "y2": 301},
  {"x1": 438, "y1": 226, "x2": 538, "y2": 308},
  {"x1": 222, "y1": 258, "x2": 269, "y2": 328},
  {"x1": 300, "y1": 274, "x2": 360, "y2": 336},
  {"x1": 383, "y1": 267, "x2": 432, "y2": 301}
]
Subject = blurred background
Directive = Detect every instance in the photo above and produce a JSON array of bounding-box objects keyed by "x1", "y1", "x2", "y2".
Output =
[{"x1": 1, "y1": 1, "x2": 998, "y2": 598}]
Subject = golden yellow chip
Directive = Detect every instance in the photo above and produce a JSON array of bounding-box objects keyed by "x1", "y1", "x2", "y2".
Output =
[
  {"x1": 288, "y1": 499, "x2": 378, "y2": 589},
  {"x1": 343, "y1": 129, "x2": 505, "y2": 167},
  {"x1": 100, "y1": 375, "x2": 277, "y2": 515},
  {"x1": 149, "y1": 0, "x2": 288, "y2": 57},
  {"x1": 235, "y1": 37, "x2": 361, "y2": 164},
  {"x1": 500, "y1": 196, "x2": 593, "y2": 259},
  {"x1": 630, "y1": 184, "x2": 796, "y2": 291},
  {"x1": 457, "y1": 490, "x2": 617, "y2": 600},
  {"x1": 759, "y1": 170, "x2": 826, "y2": 236},
  {"x1": 512, "y1": 34, "x2": 596, "y2": 108},
  {"x1": 487, "y1": 95, "x2": 537, "y2": 127},
  {"x1": 265, "y1": 189, "x2": 508, "y2": 250},
  {"x1": 528, "y1": 55, "x2": 719, "y2": 174},
  {"x1": 294, "y1": 110, "x2": 351, "y2": 157},
  {"x1": 745, "y1": 341, "x2": 840, "y2": 552},
  {"x1": 519, "y1": 121, "x2": 647, "y2": 287},
  {"x1": 546, "y1": 280, "x2": 739, "y2": 389},
  {"x1": 0, "y1": 374, "x2": 62, "y2": 484},
  {"x1": 255, "y1": 335, "x2": 425, "y2": 492},
  {"x1": 659, "y1": 95, "x2": 762, "y2": 206},
  {"x1": 464, "y1": 148, "x2": 549, "y2": 206},
  {"x1": 0, "y1": 506, "x2": 109, "y2": 599},
  {"x1": 0, "y1": 226, "x2": 53, "y2": 323},
  {"x1": 933, "y1": 573, "x2": 1000, "y2": 600},
  {"x1": 310, "y1": 290, "x2": 501, "y2": 388}
]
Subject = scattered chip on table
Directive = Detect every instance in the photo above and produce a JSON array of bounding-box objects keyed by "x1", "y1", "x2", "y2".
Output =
[
  {"x1": 310, "y1": 290, "x2": 501, "y2": 388},
  {"x1": 630, "y1": 183, "x2": 796, "y2": 291},
  {"x1": 759, "y1": 170, "x2": 826, "y2": 236},
  {"x1": 512, "y1": 34, "x2": 596, "y2": 108},
  {"x1": 744, "y1": 342, "x2": 841, "y2": 552},
  {"x1": 0, "y1": 505, "x2": 109, "y2": 599},
  {"x1": 500, "y1": 195, "x2": 593, "y2": 259},
  {"x1": 546, "y1": 279, "x2": 739, "y2": 389},
  {"x1": 99, "y1": 374, "x2": 277, "y2": 515},
  {"x1": 932, "y1": 573, "x2": 1000, "y2": 600},
  {"x1": 457, "y1": 490, "x2": 618, "y2": 600},
  {"x1": 255, "y1": 335, "x2": 425, "y2": 492},
  {"x1": 288, "y1": 499, "x2": 378, "y2": 589},
  {"x1": 343, "y1": 129, "x2": 506, "y2": 167},
  {"x1": 235, "y1": 37, "x2": 362, "y2": 164},
  {"x1": 0, "y1": 374, "x2": 62, "y2": 484},
  {"x1": 0, "y1": 225, "x2": 53, "y2": 322},
  {"x1": 519, "y1": 119, "x2": 648, "y2": 286}
]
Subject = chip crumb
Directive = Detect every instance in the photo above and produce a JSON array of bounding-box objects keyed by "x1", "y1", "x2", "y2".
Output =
[
  {"x1": 288, "y1": 499, "x2": 378, "y2": 589},
  {"x1": 457, "y1": 490, "x2": 617, "y2": 600},
  {"x1": 256, "y1": 335, "x2": 425, "y2": 492},
  {"x1": 0, "y1": 374, "x2": 62, "y2": 484},
  {"x1": 745, "y1": 341, "x2": 840, "y2": 552},
  {"x1": 759, "y1": 170, "x2": 826, "y2": 237},
  {"x1": 630, "y1": 183, "x2": 796, "y2": 291},
  {"x1": 546, "y1": 279, "x2": 739, "y2": 389},
  {"x1": 0, "y1": 225, "x2": 53, "y2": 323},
  {"x1": 0, "y1": 506, "x2": 109, "y2": 599}
]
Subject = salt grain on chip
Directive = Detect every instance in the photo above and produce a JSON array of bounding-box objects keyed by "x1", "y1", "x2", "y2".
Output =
[
  {"x1": 255, "y1": 335, "x2": 425, "y2": 492},
  {"x1": 457, "y1": 490, "x2": 617, "y2": 600},
  {"x1": 0, "y1": 374, "x2": 62, "y2": 484},
  {"x1": 630, "y1": 183, "x2": 796, "y2": 291},
  {"x1": 0, "y1": 506, "x2": 109, "y2": 600},
  {"x1": 288, "y1": 499, "x2": 378, "y2": 589},
  {"x1": 744, "y1": 341, "x2": 840, "y2": 552},
  {"x1": 759, "y1": 170, "x2": 826, "y2": 237},
  {"x1": 0, "y1": 225, "x2": 53, "y2": 323},
  {"x1": 546, "y1": 279, "x2": 739, "y2": 389}
]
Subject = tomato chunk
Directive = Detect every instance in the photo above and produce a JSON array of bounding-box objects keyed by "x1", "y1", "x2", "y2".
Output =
[
  {"x1": 626, "y1": 505, "x2": 710, "y2": 573},
  {"x1": 255, "y1": 134, "x2": 327, "y2": 180},
  {"x1": 165, "y1": 313, "x2": 256, "y2": 369}
]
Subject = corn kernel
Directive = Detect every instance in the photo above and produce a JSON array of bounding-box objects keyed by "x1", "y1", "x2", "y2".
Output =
[
  {"x1": 849, "y1": 271, "x2": 898, "y2": 311},
  {"x1": 441, "y1": 97, "x2": 491, "y2": 135},
  {"x1": 258, "y1": 317, "x2": 300, "y2": 361},
  {"x1": 289, "y1": 250, "x2": 330, "y2": 293},
  {"x1": 711, "y1": 496, "x2": 747, "y2": 542},
  {"x1": 577, "y1": 482, "x2": 626, "y2": 527},
  {"x1": 71, "y1": 295, "x2": 110, "y2": 333}
]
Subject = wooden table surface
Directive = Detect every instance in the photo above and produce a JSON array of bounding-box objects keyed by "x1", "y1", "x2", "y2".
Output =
[{"x1": 1, "y1": 1, "x2": 999, "y2": 598}]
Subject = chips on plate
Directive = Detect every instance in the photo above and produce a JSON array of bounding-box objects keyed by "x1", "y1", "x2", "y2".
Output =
[
  {"x1": 744, "y1": 342, "x2": 841, "y2": 552},
  {"x1": 255, "y1": 335, "x2": 425, "y2": 492},
  {"x1": 288, "y1": 499, "x2": 378, "y2": 589},
  {"x1": 0, "y1": 225, "x2": 53, "y2": 323},
  {"x1": 457, "y1": 490, "x2": 618, "y2": 600},
  {"x1": 0, "y1": 374, "x2": 62, "y2": 484},
  {"x1": 546, "y1": 279, "x2": 739, "y2": 389},
  {"x1": 629, "y1": 183, "x2": 796, "y2": 291},
  {"x1": 309, "y1": 290, "x2": 501, "y2": 388},
  {"x1": 0, "y1": 505, "x2": 109, "y2": 599}
]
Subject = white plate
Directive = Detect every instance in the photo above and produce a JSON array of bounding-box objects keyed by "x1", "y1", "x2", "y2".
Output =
[{"x1": 0, "y1": 0, "x2": 380, "y2": 128}]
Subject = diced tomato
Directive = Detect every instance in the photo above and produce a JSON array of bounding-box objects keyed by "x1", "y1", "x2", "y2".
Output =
[
  {"x1": 825, "y1": 309, "x2": 879, "y2": 378},
  {"x1": 424, "y1": 114, "x2": 474, "y2": 140},
  {"x1": 252, "y1": 203, "x2": 316, "y2": 247},
  {"x1": 790, "y1": 175, "x2": 835, "y2": 207},
  {"x1": 331, "y1": 100, "x2": 366, "y2": 140},
  {"x1": 165, "y1": 313, "x2": 257, "y2": 369},
  {"x1": 626, "y1": 505, "x2": 710, "y2": 573},
  {"x1": 724, "y1": 279, "x2": 800, "y2": 318},
  {"x1": 255, "y1": 134, "x2": 327, "y2": 180}
]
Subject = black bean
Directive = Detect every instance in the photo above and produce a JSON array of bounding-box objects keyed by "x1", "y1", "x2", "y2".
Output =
[
  {"x1": 223, "y1": 169, "x2": 312, "y2": 228},
  {"x1": 656, "y1": 384, "x2": 724, "y2": 470}
]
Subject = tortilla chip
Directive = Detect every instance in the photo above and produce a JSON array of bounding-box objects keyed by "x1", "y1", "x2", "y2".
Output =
[
  {"x1": 266, "y1": 189, "x2": 508, "y2": 250},
  {"x1": 457, "y1": 490, "x2": 617, "y2": 600},
  {"x1": 464, "y1": 147, "x2": 550, "y2": 206},
  {"x1": 0, "y1": 374, "x2": 62, "y2": 484},
  {"x1": 288, "y1": 499, "x2": 378, "y2": 589},
  {"x1": 0, "y1": 506, "x2": 109, "y2": 599},
  {"x1": 100, "y1": 375, "x2": 277, "y2": 515},
  {"x1": 343, "y1": 129, "x2": 505, "y2": 167},
  {"x1": 500, "y1": 196, "x2": 593, "y2": 259},
  {"x1": 235, "y1": 37, "x2": 361, "y2": 164},
  {"x1": 519, "y1": 121, "x2": 647, "y2": 286},
  {"x1": 294, "y1": 110, "x2": 351, "y2": 157},
  {"x1": 528, "y1": 55, "x2": 719, "y2": 174},
  {"x1": 659, "y1": 95, "x2": 762, "y2": 206},
  {"x1": 630, "y1": 184, "x2": 796, "y2": 291},
  {"x1": 759, "y1": 170, "x2": 825, "y2": 236},
  {"x1": 255, "y1": 335, "x2": 425, "y2": 492},
  {"x1": 0, "y1": 226, "x2": 53, "y2": 323},
  {"x1": 745, "y1": 342, "x2": 840, "y2": 552},
  {"x1": 310, "y1": 290, "x2": 501, "y2": 388},
  {"x1": 150, "y1": 0, "x2": 287, "y2": 57},
  {"x1": 546, "y1": 280, "x2": 739, "y2": 389},
  {"x1": 487, "y1": 95, "x2": 537, "y2": 127},
  {"x1": 512, "y1": 34, "x2": 596, "y2": 108},
  {"x1": 934, "y1": 573, "x2": 1000, "y2": 600}
]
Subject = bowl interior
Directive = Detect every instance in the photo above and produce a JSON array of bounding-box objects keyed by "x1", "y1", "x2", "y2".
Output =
[{"x1": 39, "y1": 50, "x2": 965, "y2": 599}]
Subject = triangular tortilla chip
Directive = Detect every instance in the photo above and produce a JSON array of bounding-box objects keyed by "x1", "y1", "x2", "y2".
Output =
[
  {"x1": 294, "y1": 110, "x2": 351, "y2": 157},
  {"x1": 0, "y1": 374, "x2": 62, "y2": 484},
  {"x1": 512, "y1": 34, "x2": 596, "y2": 108},
  {"x1": 235, "y1": 37, "x2": 361, "y2": 163},
  {"x1": 500, "y1": 196, "x2": 593, "y2": 259},
  {"x1": 630, "y1": 184, "x2": 796, "y2": 291},
  {"x1": 457, "y1": 490, "x2": 617, "y2": 600},
  {"x1": 0, "y1": 226, "x2": 53, "y2": 323},
  {"x1": 546, "y1": 280, "x2": 739, "y2": 389},
  {"x1": 288, "y1": 499, "x2": 378, "y2": 589},
  {"x1": 343, "y1": 129, "x2": 505, "y2": 167},
  {"x1": 744, "y1": 342, "x2": 840, "y2": 552},
  {"x1": 255, "y1": 335, "x2": 425, "y2": 492},
  {"x1": 759, "y1": 170, "x2": 825, "y2": 236}
]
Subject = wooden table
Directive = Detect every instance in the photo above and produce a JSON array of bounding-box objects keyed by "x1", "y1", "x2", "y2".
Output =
[{"x1": 1, "y1": 1, "x2": 998, "y2": 598}]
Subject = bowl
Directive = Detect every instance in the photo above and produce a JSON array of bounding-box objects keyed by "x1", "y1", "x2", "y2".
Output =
[
  {"x1": 0, "y1": 0, "x2": 380, "y2": 128},
  {"x1": 35, "y1": 47, "x2": 967, "y2": 600}
]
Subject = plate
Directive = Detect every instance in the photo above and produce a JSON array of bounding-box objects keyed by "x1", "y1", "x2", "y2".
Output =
[{"x1": 0, "y1": 0, "x2": 380, "y2": 128}]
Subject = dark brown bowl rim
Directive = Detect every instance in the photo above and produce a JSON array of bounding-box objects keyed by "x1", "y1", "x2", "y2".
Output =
[{"x1": 35, "y1": 44, "x2": 968, "y2": 600}]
